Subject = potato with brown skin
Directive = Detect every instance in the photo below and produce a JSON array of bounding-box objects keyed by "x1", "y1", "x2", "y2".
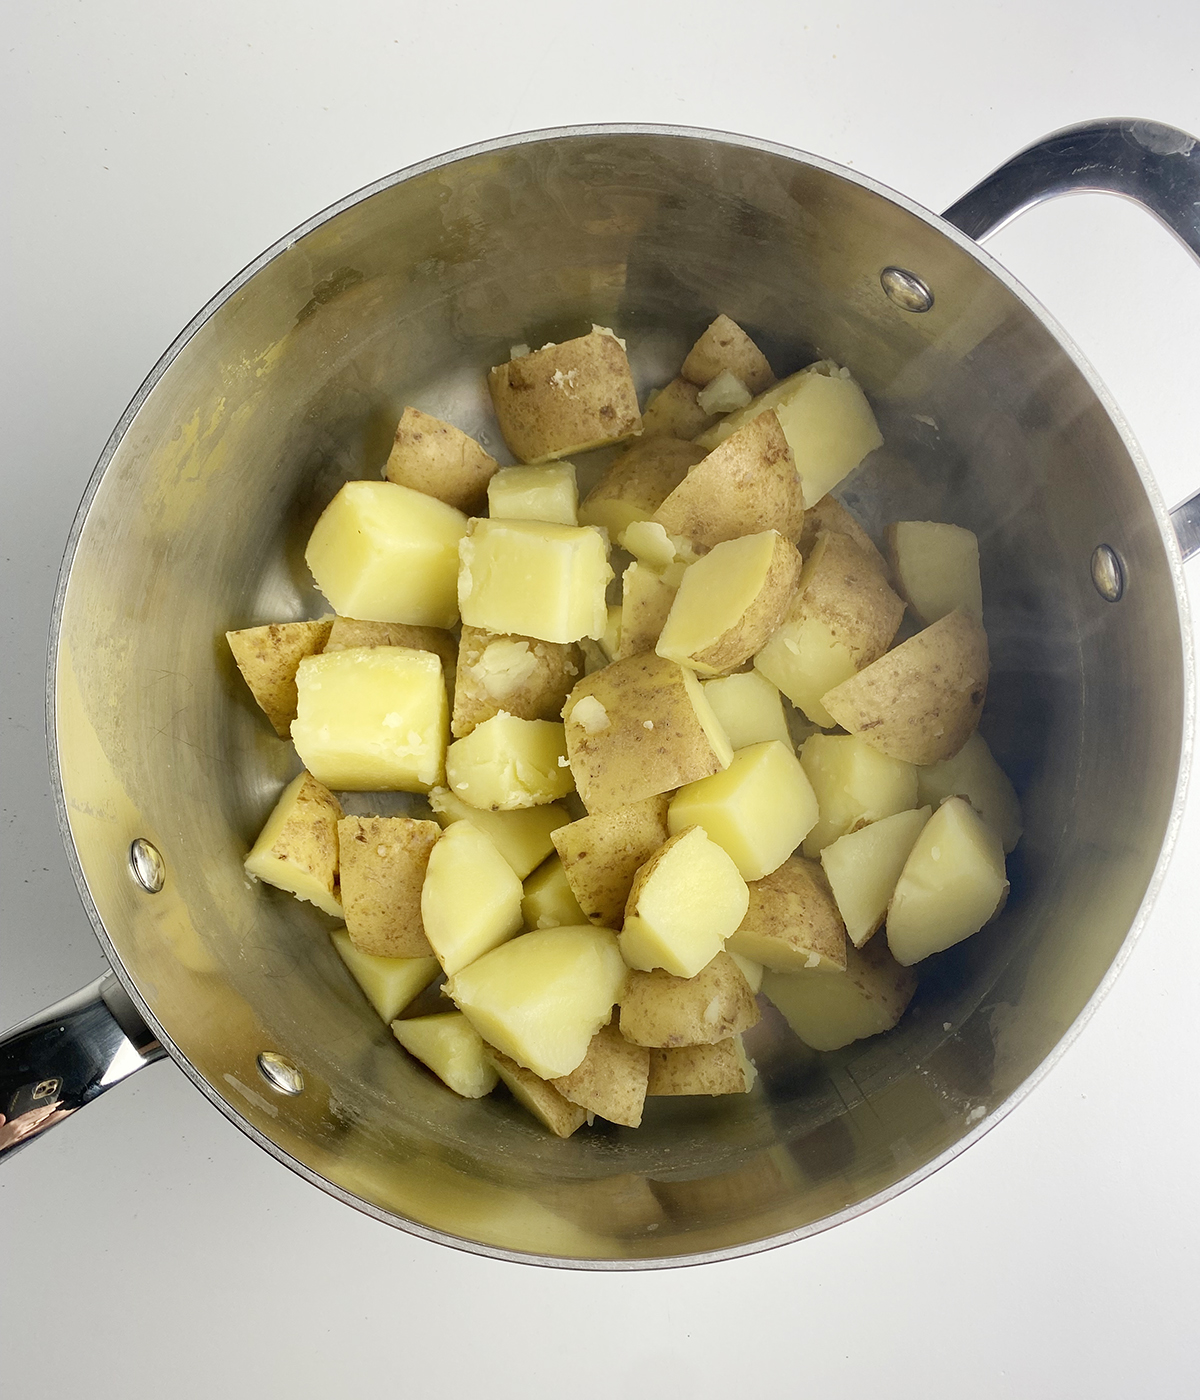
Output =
[
  {"x1": 618, "y1": 562, "x2": 678, "y2": 660},
  {"x1": 451, "y1": 626, "x2": 582, "y2": 739},
  {"x1": 550, "y1": 1019, "x2": 650, "y2": 1128},
  {"x1": 821, "y1": 609, "x2": 989, "y2": 765},
  {"x1": 577, "y1": 437, "x2": 705, "y2": 538},
  {"x1": 227, "y1": 620, "x2": 333, "y2": 737},
  {"x1": 762, "y1": 938, "x2": 916, "y2": 1052},
  {"x1": 798, "y1": 495, "x2": 889, "y2": 575},
  {"x1": 337, "y1": 815, "x2": 439, "y2": 957},
  {"x1": 244, "y1": 771, "x2": 343, "y2": 916},
  {"x1": 322, "y1": 616, "x2": 458, "y2": 680},
  {"x1": 646, "y1": 1035, "x2": 757, "y2": 1096},
  {"x1": 680, "y1": 314, "x2": 775, "y2": 395},
  {"x1": 619, "y1": 952, "x2": 759, "y2": 1049},
  {"x1": 384, "y1": 407, "x2": 499, "y2": 510},
  {"x1": 640, "y1": 377, "x2": 718, "y2": 440},
  {"x1": 551, "y1": 795, "x2": 671, "y2": 928},
  {"x1": 486, "y1": 1049, "x2": 588, "y2": 1138},
  {"x1": 725, "y1": 855, "x2": 847, "y2": 973}
]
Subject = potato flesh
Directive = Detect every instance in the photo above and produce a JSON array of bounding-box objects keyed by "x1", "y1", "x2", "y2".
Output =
[
  {"x1": 725, "y1": 855, "x2": 846, "y2": 972},
  {"x1": 799, "y1": 733, "x2": 919, "y2": 857},
  {"x1": 696, "y1": 370, "x2": 751, "y2": 415},
  {"x1": 917, "y1": 731, "x2": 1022, "y2": 853},
  {"x1": 702, "y1": 672, "x2": 791, "y2": 750},
  {"x1": 487, "y1": 462, "x2": 579, "y2": 526},
  {"x1": 551, "y1": 794, "x2": 671, "y2": 928},
  {"x1": 226, "y1": 620, "x2": 333, "y2": 737},
  {"x1": 427, "y1": 788, "x2": 569, "y2": 878},
  {"x1": 618, "y1": 952, "x2": 759, "y2": 1048},
  {"x1": 886, "y1": 520, "x2": 983, "y2": 625},
  {"x1": 244, "y1": 771, "x2": 343, "y2": 917},
  {"x1": 451, "y1": 626, "x2": 581, "y2": 739},
  {"x1": 754, "y1": 618, "x2": 854, "y2": 726},
  {"x1": 728, "y1": 951, "x2": 764, "y2": 993},
  {"x1": 322, "y1": 617, "x2": 457, "y2": 677},
  {"x1": 798, "y1": 494, "x2": 888, "y2": 576},
  {"x1": 337, "y1": 815, "x2": 438, "y2": 957},
  {"x1": 550, "y1": 1020, "x2": 649, "y2": 1128},
  {"x1": 444, "y1": 714, "x2": 572, "y2": 811},
  {"x1": 521, "y1": 855, "x2": 587, "y2": 930},
  {"x1": 419, "y1": 821, "x2": 523, "y2": 976},
  {"x1": 820, "y1": 806, "x2": 932, "y2": 947},
  {"x1": 646, "y1": 1035, "x2": 757, "y2": 1096},
  {"x1": 762, "y1": 939, "x2": 915, "y2": 1052},
  {"x1": 391, "y1": 1012, "x2": 499, "y2": 1098},
  {"x1": 487, "y1": 1050, "x2": 588, "y2": 1137},
  {"x1": 330, "y1": 927, "x2": 440, "y2": 1023},
  {"x1": 305, "y1": 479, "x2": 467, "y2": 628},
  {"x1": 618, "y1": 561, "x2": 678, "y2": 660},
  {"x1": 680, "y1": 314, "x2": 775, "y2": 394},
  {"x1": 384, "y1": 407, "x2": 499, "y2": 511}
]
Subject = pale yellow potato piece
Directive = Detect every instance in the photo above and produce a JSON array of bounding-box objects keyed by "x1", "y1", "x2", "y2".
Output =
[
  {"x1": 753, "y1": 615, "x2": 855, "y2": 728},
  {"x1": 798, "y1": 733, "x2": 919, "y2": 857},
  {"x1": 451, "y1": 625, "x2": 582, "y2": 739},
  {"x1": 458, "y1": 518, "x2": 612, "y2": 644},
  {"x1": 619, "y1": 827, "x2": 749, "y2": 978},
  {"x1": 419, "y1": 821, "x2": 523, "y2": 976},
  {"x1": 306, "y1": 479, "x2": 467, "y2": 628},
  {"x1": 885, "y1": 520, "x2": 983, "y2": 624},
  {"x1": 762, "y1": 938, "x2": 916, "y2": 1052},
  {"x1": 337, "y1": 815, "x2": 439, "y2": 957},
  {"x1": 487, "y1": 462, "x2": 579, "y2": 526},
  {"x1": 561, "y1": 653, "x2": 732, "y2": 813},
  {"x1": 244, "y1": 771, "x2": 343, "y2": 916},
  {"x1": 446, "y1": 925, "x2": 628, "y2": 1078},
  {"x1": 696, "y1": 370, "x2": 751, "y2": 415},
  {"x1": 640, "y1": 376, "x2": 718, "y2": 441},
  {"x1": 577, "y1": 437, "x2": 705, "y2": 537},
  {"x1": 727, "y1": 951, "x2": 764, "y2": 994},
  {"x1": 917, "y1": 731, "x2": 1022, "y2": 853},
  {"x1": 521, "y1": 855, "x2": 587, "y2": 930},
  {"x1": 822, "y1": 610, "x2": 989, "y2": 765},
  {"x1": 444, "y1": 715, "x2": 572, "y2": 811},
  {"x1": 618, "y1": 519, "x2": 693, "y2": 571},
  {"x1": 331, "y1": 927, "x2": 440, "y2": 1023},
  {"x1": 427, "y1": 788, "x2": 570, "y2": 878},
  {"x1": 887, "y1": 796, "x2": 1009, "y2": 966},
  {"x1": 600, "y1": 604, "x2": 623, "y2": 662},
  {"x1": 391, "y1": 1012, "x2": 499, "y2": 1098},
  {"x1": 680, "y1": 315, "x2": 776, "y2": 394},
  {"x1": 820, "y1": 806, "x2": 932, "y2": 948},
  {"x1": 487, "y1": 1049, "x2": 588, "y2": 1138},
  {"x1": 702, "y1": 672, "x2": 791, "y2": 751},
  {"x1": 646, "y1": 1035, "x2": 757, "y2": 1096},
  {"x1": 384, "y1": 407, "x2": 499, "y2": 511},
  {"x1": 291, "y1": 647, "x2": 448, "y2": 792},
  {"x1": 798, "y1": 494, "x2": 889, "y2": 575},
  {"x1": 487, "y1": 329, "x2": 642, "y2": 464},
  {"x1": 550, "y1": 1020, "x2": 650, "y2": 1128},
  {"x1": 551, "y1": 794, "x2": 670, "y2": 928},
  {"x1": 667, "y1": 740, "x2": 818, "y2": 882},
  {"x1": 725, "y1": 855, "x2": 846, "y2": 972},
  {"x1": 619, "y1": 952, "x2": 759, "y2": 1048},
  {"x1": 227, "y1": 620, "x2": 333, "y2": 737},
  {"x1": 323, "y1": 616, "x2": 457, "y2": 678},
  {"x1": 618, "y1": 561, "x2": 678, "y2": 660}
]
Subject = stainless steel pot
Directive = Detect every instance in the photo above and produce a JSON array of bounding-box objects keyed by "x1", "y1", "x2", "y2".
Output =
[{"x1": 4, "y1": 119, "x2": 1198, "y2": 1267}]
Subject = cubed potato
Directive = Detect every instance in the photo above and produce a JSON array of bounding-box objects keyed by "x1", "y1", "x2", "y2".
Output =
[
  {"x1": 916, "y1": 731, "x2": 1022, "y2": 853},
  {"x1": 656, "y1": 531, "x2": 801, "y2": 677},
  {"x1": 885, "y1": 520, "x2": 983, "y2": 624},
  {"x1": 322, "y1": 616, "x2": 457, "y2": 678},
  {"x1": 680, "y1": 314, "x2": 776, "y2": 394},
  {"x1": 762, "y1": 938, "x2": 916, "y2": 1052},
  {"x1": 391, "y1": 1011, "x2": 499, "y2": 1098},
  {"x1": 384, "y1": 407, "x2": 499, "y2": 511},
  {"x1": 618, "y1": 519, "x2": 694, "y2": 571},
  {"x1": 337, "y1": 815, "x2": 439, "y2": 957},
  {"x1": 419, "y1": 820, "x2": 523, "y2": 975},
  {"x1": 619, "y1": 952, "x2": 759, "y2": 1048},
  {"x1": 451, "y1": 625, "x2": 582, "y2": 739},
  {"x1": 725, "y1": 855, "x2": 846, "y2": 972},
  {"x1": 291, "y1": 646, "x2": 448, "y2": 792},
  {"x1": 446, "y1": 925, "x2": 628, "y2": 1078},
  {"x1": 577, "y1": 437, "x2": 705, "y2": 537},
  {"x1": 887, "y1": 796, "x2": 1009, "y2": 965},
  {"x1": 619, "y1": 827, "x2": 749, "y2": 978},
  {"x1": 550, "y1": 1019, "x2": 650, "y2": 1128},
  {"x1": 798, "y1": 494, "x2": 889, "y2": 576},
  {"x1": 821, "y1": 609, "x2": 989, "y2": 765},
  {"x1": 551, "y1": 794, "x2": 671, "y2": 928},
  {"x1": 752, "y1": 615, "x2": 856, "y2": 728},
  {"x1": 820, "y1": 806, "x2": 932, "y2": 947},
  {"x1": 244, "y1": 770, "x2": 343, "y2": 916},
  {"x1": 646, "y1": 1035, "x2": 757, "y2": 1096},
  {"x1": 487, "y1": 462, "x2": 579, "y2": 526},
  {"x1": 561, "y1": 653, "x2": 732, "y2": 813},
  {"x1": 618, "y1": 561, "x2": 678, "y2": 660},
  {"x1": 305, "y1": 479, "x2": 467, "y2": 628},
  {"x1": 428, "y1": 787, "x2": 569, "y2": 879},
  {"x1": 226, "y1": 620, "x2": 333, "y2": 737},
  {"x1": 487, "y1": 328, "x2": 642, "y2": 464},
  {"x1": 798, "y1": 733, "x2": 919, "y2": 857},
  {"x1": 330, "y1": 927, "x2": 440, "y2": 1023},
  {"x1": 458, "y1": 518, "x2": 612, "y2": 644},
  {"x1": 521, "y1": 855, "x2": 587, "y2": 929},
  {"x1": 444, "y1": 715, "x2": 572, "y2": 811},
  {"x1": 487, "y1": 1049, "x2": 588, "y2": 1138},
  {"x1": 667, "y1": 740, "x2": 818, "y2": 882},
  {"x1": 701, "y1": 672, "x2": 791, "y2": 751},
  {"x1": 653, "y1": 412, "x2": 806, "y2": 550},
  {"x1": 696, "y1": 370, "x2": 751, "y2": 415},
  {"x1": 727, "y1": 951, "x2": 764, "y2": 993}
]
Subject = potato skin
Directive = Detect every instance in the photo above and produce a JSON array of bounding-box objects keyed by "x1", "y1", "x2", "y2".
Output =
[
  {"x1": 451, "y1": 626, "x2": 582, "y2": 739},
  {"x1": 337, "y1": 815, "x2": 439, "y2": 958},
  {"x1": 227, "y1": 620, "x2": 333, "y2": 736},
  {"x1": 640, "y1": 376, "x2": 718, "y2": 440},
  {"x1": 384, "y1": 407, "x2": 499, "y2": 510},
  {"x1": 791, "y1": 530, "x2": 904, "y2": 666},
  {"x1": 618, "y1": 562, "x2": 678, "y2": 660},
  {"x1": 578, "y1": 437, "x2": 705, "y2": 536},
  {"x1": 551, "y1": 795, "x2": 671, "y2": 927},
  {"x1": 486, "y1": 1049, "x2": 588, "y2": 1138},
  {"x1": 323, "y1": 616, "x2": 457, "y2": 679},
  {"x1": 680, "y1": 314, "x2": 775, "y2": 395},
  {"x1": 645, "y1": 1036, "x2": 756, "y2": 1096},
  {"x1": 619, "y1": 952, "x2": 759, "y2": 1048},
  {"x1": 550, "y1": 1020, "x2": 650, "y2": 1128},
  {"x1": 726, "y1": 855, "x2": 847, "y2": 972},
  {"x1": 798, "y1": 494, "x2": 888, "y2": 574}
]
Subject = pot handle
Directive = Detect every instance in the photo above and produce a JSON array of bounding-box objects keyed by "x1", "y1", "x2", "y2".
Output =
[
  {"x1": 0, "y1": 972, "x2": 165, "y2": 1161},
  {"x1": 942, "y1": 117, "x2": 1200, "y2": 562}
]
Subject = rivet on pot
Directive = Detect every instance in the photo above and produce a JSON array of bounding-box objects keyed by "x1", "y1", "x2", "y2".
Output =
[
  {"x1": 880, "y1": 266, "x2": 934, "y2": 312},
  {"x1": 1091, "y1": 544, "x2": 1125, "y2": 602},
  {"x1": 257, "y1": 1052, "x2": 304, "y2": 1096},
  {"x1": 128, "y1": 838, "x2": 165, "y2": 893}
]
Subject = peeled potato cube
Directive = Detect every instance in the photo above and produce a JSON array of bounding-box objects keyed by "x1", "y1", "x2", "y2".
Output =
[
  {"x1": 702, "y1": 672, "x2": 791, "y2": 751},
  {"x1": 917, "y1": 732, "x2": 1022, "y2": 853},
  {"x1": 226, "y1": 620, "x2": 333, "y2": 737},
  {"x1": 291, "y1": 647, "x2": 448, "y2": 792},
  {"x1": 306, "y1": 479, "x2": 467, "y2": 628},
  {"x1": 420, "y1": 821, "x2": 523, "y2": 976},
  {"x1": 322, "y1": 616, "x2": 458, "y2": 678},
  {"x1": 578, "y1": 437, "x2": 705, "y2": 537},
  {"x1": 885, "y1": 520, "x2": 983, "y2": 625},
  {"x1": 799, "y1": 733, "x2": 919, "y2": 857},
  {"x1": 550, "y1": 1020, "x2": 650, "y2": 1128},
  {"x1": 680, "y1": 314, "x2": 776, "y2": 394},
  {"x1": 618, "y1": 561, "x2": 678, "y2": 660},
  {"x1": 753, "y1": 616, "x2": 855, "y2": 727},
  {"x1": 640, "y1": 377, "x2": 718, "y2": 440},
  {"x1": 618, "y1": 519, "x2": 692, "y2": 571},
  {"x1": 244, "y1": 771, "x2": 342, "y2": 916},
  {"x1": 619, "y1": 952, "x2": 759, "y2": 1048},
  {"x1": 452, "y1": 626, "x2": 581, "y2": 739},
  {"x1": 444, "y1": 715, "x2": 572, "y2": 811},
  {"x1": 667, "y1": 740, "x2": 818, "y2": 882},
  {"x1": 337, "y1": 815, "x2": 439, "y2": 957},
  {"x1": 619, "y1": 827, "x2": 749, "y2": 978},
  {"x1": 446, "y1": 925, "x2": 628, "y2": 1078},
  {"x1": 384, "y1": 407, "x2": 499, "y2": 511},
  {"x1": 887, "y1": 796, "x2": 1009, "y2": 965},
  {"x1": 798, "y1": 495, "x2": 889, "y2": 576},
  {"x1": 646, "y1": 1035, "x2": 757, "y2": 1096},
  {"x1": 391, "y1": 1012, "x2": 498, "y2": 1098},
  {"x1": 331, "y1": 927, "x2": 440, "y2": 1023},
  {"x1": 522, "y1": 855, "x2": 587, "y2": 930},
  {"x1": 551, "y1": 795, "x2": 670, "y2": 928},
  {"x1": 762, "y1": 938, "x2": 915, "y2": 1052},
  {"x1": 487, "y1": 1050, "x2": 588, "y2": 1138},
  {"x1": 487, "y1": 462, "x2": 579, "y2": 526},
  {"x1": 725, "y1": 855, "x2": 846, "y2": 972},
  {"x1": 428, "y1": 788, "x2": 569, "y2": 878},
  {"x1": 820, "y1": 806, "x2": 932, "y2": 947}
]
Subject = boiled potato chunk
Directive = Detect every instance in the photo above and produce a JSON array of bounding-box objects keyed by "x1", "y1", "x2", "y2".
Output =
[
  {"x1": 702, "y1": 672, "x2": 791, "y2": 751},
  {"x1": 667, "y1": 740, "x2": 818, "y2": 882},
  {"x1": 656, "y1": 531, "x2": 801, "y2": 677},
  {"x1": 522, "y1": 855, "x2": 587, "y2": 930},
  {"x1": 391, "y1": 1012, "x2": 499, "y2": 1098},
  {"x1": 885, "y1": 520, "x2": 983, "y2": 625},
  {"x1": 226, "y1": 620, "x2": 333, "y2": 737},
  {"x1": 487, "y1": 328, "x2": 642, "y2": 464},
  {"x1": 561, "y1": 653, "x2": 732, "y2": 813},
  {"x1": 619, "y1": 952, "x2": 759, "y2": 1048},
  {"x1": 799, "y1": 733, "x2": 919, "y2": 857},
  {"x1": 725, "y1": 855, "x2": 846, "y2": 972},
  {"x1": 330, "y1": 927, "x2": 440, "y2": 1023},
  {"x1": 640, "y1": 376, "x2": 718, "y2": 440},
  {"x1": 427, "y1": 788, "x2": 569, "y2": 878},
  {"x1": 419, "y1": 820, "x2": 523, "y2": 975},
  {"x1": 798, "y1": 495, "x2": 889, "y2": 576},
  {"x1": 681, "y1": 315, "x2": 775, "y2": 394},
  {"x1": 550, "y1": 1019, "x2": 650, "y2": 1128},
  {"x1": 244, "y1": 770, "x2": 342, "y2": 916},
  {"x1": 551, "y1": 794, "x2": 671, "y2": 928},
  {"x1": 728, "y1": 951, "x2": 764, "y2": 993},
  {"x1": 451, "y1": 625, "x2": 581, "y2": 739},
  {"x1": 753, "y1": 616, "x2": 854, "y2": 728},
  {"x1": 384, "y1": 407, "x2": 499, "y2": 511},
  {"x1": 577, "y1": 437, "x2": 705, "y2": 537},
  {"x1": 821, "y1": 609, "x2": 989, "y2": 765},
  {"x1": 762, "y1": 939, "x2": 915, "y2": 1052},
  {"x1": 618, "y1": 561, "x2": 678, "y2": 660},
  {"x1": 619, "y1": 827, "x2": 749, "y2": 978},
  {"x1": 291, "y1": 647, "x2": 448, "y2": 792},
  {"x1": 487, "y1": 462, "x2": 578, "y2": 526},
  {"x1": 618, "y1": 519, "x2": 693, "y2": 571},
  {"x1": 457, "y1": 518, "x2": 612, "y2": 644},
  {"x1": 887, "y1": 796, "x2": 1009, "y2": 965},
  {"x1": 696, "y1": 370, "x2": 751, "y2": 415},
  {"x1": 917, "y1": 731, "x2": 1022, "y2": 853},
  {"x1": 487, "y1": 1050, "x2": 588, "y2": 1138},
  {"x1": 446, "y1": 925, "x2": 628, "y2": 1078},
  {"x1": 819, "y1": 806, "x2": 932, "y2": 948},
  {"x1": 646, "y1": 1035, "x2": 757, "y2": 1096},
  {"x1": 305, "y1": 479, "x2": 467, "y2": 628},
  {"x1": 337, "y1": 815, "x2": 439, "y2": 957},
  {"x1": 444, "y1": 715, "x2": 572, "y2": 811},
  {"x1": 322, "y1": 616, "x2": 457, "y2": 678}
]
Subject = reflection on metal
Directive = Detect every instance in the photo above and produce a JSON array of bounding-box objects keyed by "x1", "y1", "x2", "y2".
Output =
[
  {"x1": 880, "y1": 266, "x2": 934, "y2": 312},
  {"x1": 1091, "y1": 545, "x2": 1126, "y2": 602},
  {"x1": 129, "y1": 837, "x2": 166, "y2": 893},
  {"x1": 1171, "y1": 489, "x2": 1200, "y2": 563},
  {"x1": 257, "y1": 1052, "x2": 304, "y2": 1096}
]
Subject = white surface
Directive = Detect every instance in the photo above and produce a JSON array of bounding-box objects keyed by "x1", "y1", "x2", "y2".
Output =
[{"x1": 3, "y1": 3, "x2": 1199, "y2": 1396}]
